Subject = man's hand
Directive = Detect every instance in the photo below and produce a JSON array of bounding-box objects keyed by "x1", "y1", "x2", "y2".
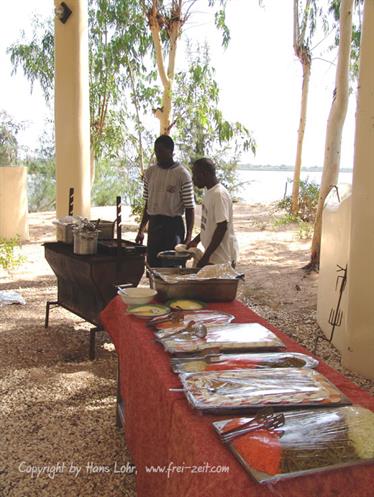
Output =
[
  {"x1": 186, "y1": 239, "x2": 198, "y2": 250},
  {"x1": 186, "y1": 233, "x2": 200, "y2": 250},
  {"x1": 184, "y1": 234, "x2": 192, "y2": 246},
  {"x1": 135, "y1": 229, "x2": 145, "y2": 245}
]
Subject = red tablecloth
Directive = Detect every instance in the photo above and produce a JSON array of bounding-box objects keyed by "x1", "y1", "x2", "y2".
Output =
[{"x1": 100, "y1": 297, "x2": 374, "y2": 497}]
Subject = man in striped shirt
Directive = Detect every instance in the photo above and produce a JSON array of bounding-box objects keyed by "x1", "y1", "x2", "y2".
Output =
[{"x1": 135, "y1": 135, "x2": 195, "y2": 267}]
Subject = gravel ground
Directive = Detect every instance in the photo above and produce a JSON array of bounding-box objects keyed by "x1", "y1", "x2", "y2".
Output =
[{"x1": 0, "y1": 204, "x2": 373, "y2": 497}]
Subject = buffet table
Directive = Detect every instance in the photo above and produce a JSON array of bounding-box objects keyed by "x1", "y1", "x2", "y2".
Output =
[{"x1": 100, "y1": 297, "x2": 374, "y2": 497}]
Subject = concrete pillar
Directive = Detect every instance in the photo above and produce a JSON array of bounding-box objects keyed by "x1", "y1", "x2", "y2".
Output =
[
  {"x1": 54, "y1": 0, "x2": 90, "y2": 218},
  {"x1": 343, "y1": 0, "x2": 374, "y2": 379}
]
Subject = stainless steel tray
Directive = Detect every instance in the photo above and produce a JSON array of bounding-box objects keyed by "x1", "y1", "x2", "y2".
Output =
[{"x1": 148, "y1": 267, "x2": 239, "y2": 302}]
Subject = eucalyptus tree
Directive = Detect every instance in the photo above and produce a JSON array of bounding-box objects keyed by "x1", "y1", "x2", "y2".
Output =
[
  {"x1": 173, "y1": 42, "x2": 255, "y2": 178},
  {"x1": 291, "y1": 0, "x2": 326, "y2": 215},
  {"x1": 308, "y1": 0, "x2": 354, "y2": 269},
  {"x1": 0, "y1": 111, "x2": 23, "y2": 166},
  {"x1": 329, "y1": 0, "x2": 363, "y2": 80},
  {"x1": 8, "y1": 0, "x2": 153, "y2": 182},
  {"x1": 140, "y1": 0, "x2": 229, "y2": 135}
]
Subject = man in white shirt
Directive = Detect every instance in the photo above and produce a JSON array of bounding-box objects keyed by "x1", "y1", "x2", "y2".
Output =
[
  {"x1": 187, "y1": 158, "x2": 239, "y2": 267},
  {"x1": 135, "y1": 135, "x2": 195, "y2": 266}
]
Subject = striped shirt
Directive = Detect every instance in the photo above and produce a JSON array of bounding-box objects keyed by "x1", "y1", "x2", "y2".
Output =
[{"x1": 144, "y1": 162, "x2": 195, "y2": 216}]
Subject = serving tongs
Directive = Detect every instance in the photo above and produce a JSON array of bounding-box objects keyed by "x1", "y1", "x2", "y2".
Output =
[
  {"x1": 148, "y1": 310, "x2": 185, "y2": 327},
  {"x1": 157, "y1": 321, "x2": 208, "y2": 341},
  {"x1": 220, "y1": 408, "x2": 285, "y2": 444}
]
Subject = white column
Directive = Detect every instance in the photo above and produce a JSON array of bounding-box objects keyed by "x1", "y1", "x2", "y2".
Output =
[
  {"x1": 54, "y1": 0, "x2": 90, "y2": 218},
  {"x1": 343, "y1": 0, "x2": 374, "y2": 379}
]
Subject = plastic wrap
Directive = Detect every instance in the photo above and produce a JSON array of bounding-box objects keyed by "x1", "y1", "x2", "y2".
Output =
[
  {"x1": 156, "y1": 262, "x2": 242, "y2": 284},
  {"x1": 179, "y1": 368, "x2": 350, "y2": 413},
  {"x1": 213, "y1": 406, "x2": 374, "y2": 483},
  {"x1": 171, "y1": 352, "x2": 319, "y2": 374},
  {"x1": 152, "y1": 310, "x2": 235, "y2": 336},
  {"x1": 159, "y1": 322, "x2": 285, "y2": 355},
  {"x1": 0, "y1": 290, "x2": 26, "y2": 306}
]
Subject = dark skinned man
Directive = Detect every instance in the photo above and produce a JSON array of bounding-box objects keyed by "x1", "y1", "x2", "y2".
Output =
[
  {"x1": 187, "y1": 158, "x2": 238, "y2": 268},
  {"x1": 135, "y1": 135, "x2": 195, "y2": 267}
]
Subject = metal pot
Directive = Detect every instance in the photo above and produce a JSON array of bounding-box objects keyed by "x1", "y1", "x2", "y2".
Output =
[{"x1": 73, "y1": 231, "x2": 99, "y2": 255}]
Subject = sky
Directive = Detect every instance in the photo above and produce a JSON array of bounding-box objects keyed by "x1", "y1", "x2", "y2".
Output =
[{"x1": 0, "y1": 0, "x2": 357, "y2": 168}]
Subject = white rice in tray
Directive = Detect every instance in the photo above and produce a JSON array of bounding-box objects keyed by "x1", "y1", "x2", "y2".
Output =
[{"x1": 344, "y1": 406, "x2": 374, "y2": 459}]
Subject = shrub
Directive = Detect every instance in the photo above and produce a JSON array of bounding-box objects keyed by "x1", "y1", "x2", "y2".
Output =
[
  {"x1": 277, "y1": 178, "x2": 319, "y2": 222},
  {"x1": 0, "y1": 236, "x2": 26, "y2": 271}
]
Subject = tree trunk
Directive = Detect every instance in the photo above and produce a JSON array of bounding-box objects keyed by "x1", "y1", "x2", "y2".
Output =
[
  {"x1": 291, "y1": 57, "x2": 311, "y2": 215},
  {"x1": 147, "y1": 0, "x2": 182, "y2": 135},
  {"x1": 309, "y1": 0, "x2": 353, "y2": 268}
]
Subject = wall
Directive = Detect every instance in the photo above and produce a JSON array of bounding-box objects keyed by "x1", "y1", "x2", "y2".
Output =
[{"x1": 0, "y1": 166, "x2": 29, "y2": 240}]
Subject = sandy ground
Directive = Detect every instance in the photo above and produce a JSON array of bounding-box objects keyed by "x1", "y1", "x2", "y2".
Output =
[{"x1": 0, "y1": 202, "x2": 373, "y2": 497}]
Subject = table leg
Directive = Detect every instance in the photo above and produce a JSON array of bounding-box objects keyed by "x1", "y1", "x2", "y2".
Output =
[{"x1": 116, "y1": 361, "x2": 125, "y2": 429}]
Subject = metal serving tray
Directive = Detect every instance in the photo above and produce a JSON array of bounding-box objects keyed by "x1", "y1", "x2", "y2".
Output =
[{"x1": 148, "y1": 267, "x2": 239, "y2": 302}]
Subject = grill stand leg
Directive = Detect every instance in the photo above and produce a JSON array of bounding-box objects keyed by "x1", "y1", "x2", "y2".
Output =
[
  {"x1": 45, "y1": 301, "x2": 102, "y2": 361},
  {"x1": 45, "y1": 301, "x2": 59, "y2": 328},
  {"x1": 89, "y1": 327, "x2": 103, "y2": 361}
]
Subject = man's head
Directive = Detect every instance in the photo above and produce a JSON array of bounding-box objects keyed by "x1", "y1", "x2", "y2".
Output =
[
  {"x1": 192, "y1": 158, "x2": 217, "y2": 189},
  {"x1": 154, "y1": 135, "x2": 174, "y2": 167}
]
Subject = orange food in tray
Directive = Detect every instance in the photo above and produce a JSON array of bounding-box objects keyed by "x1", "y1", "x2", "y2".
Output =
[
  {"x1": 206, "y1": 359, "x2": 259, "y2": 371},
  {"x1": 232, "y1": 429, "x2": 282, "y2": 476}
]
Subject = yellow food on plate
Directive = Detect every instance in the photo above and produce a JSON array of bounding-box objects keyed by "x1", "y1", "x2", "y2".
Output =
[
  {"x1": 128, "y1": 304, "x2": 169, "y2": 317},
  {"x1": 168, "y1": 300, "x2": 205, "y2": 310}
]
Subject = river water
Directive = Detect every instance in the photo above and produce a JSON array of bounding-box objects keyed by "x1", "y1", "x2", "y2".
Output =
[{"x1": 235, "y1": 169, "x2": 353, "y2": 204}]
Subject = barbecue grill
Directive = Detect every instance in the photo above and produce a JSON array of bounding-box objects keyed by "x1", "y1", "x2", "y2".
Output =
[
  {"x1": 45, "y1": 194, "x2": 146, "y2": 359},
  {"x1": 44, "y1": 240, "x2": 146, "y2": 359}
]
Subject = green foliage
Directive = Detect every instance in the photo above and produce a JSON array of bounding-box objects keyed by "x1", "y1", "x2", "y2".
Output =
[
  {"x1": 0, "y1": 110, "x2": 23, "y2": 166},
  {"x1": 8, "y1": 17, "x2": 54, "y2": 102},
  {"x1": 88, "y1": 0, "x2": 153, "y2": 160},
  {"x1": 8, "y1": 0, "x2": 153, "y2": 163},
  {"x1": 173, "y1": 42, "x2": 255, "y2": 200},
  {"x1": 7, "y1": 1, "x2": 252, "y2": 214},
  {"x1": 92, "y1": 131, "x2": 153, "y2": 221},
  {"x1": 328, "y1": 0, "x2": 363, "y2": 82},
  {"x1": 296, "y1": 0, "x2": 327, "y2": 50},
  {"x1": 208, "y1": 0, "x2": 230, "y2": 47},
  {"x1": 0, "y1": 236, "x2": 26, "y2": 272},
  {"x1": 277, "y1": 178, "x2": 319, "y2": 222},
  {"x1": 272, "y1": 215, "x2": 314, "y2": 240},
  {"x1": 273, "y1": 213, "x2": 299, "y2": 227},
  {"x1": 297, "y1": 220, "x2": 314, "y2": 240},
  {"x1": 92, "y1": 158, "x2": 124, "y2": 206},
  {"x1": 25, "y1": 122, "x2": 56, "y2": 212},
  {"x1": 174, "y1": 42, "x2": 255, "y2": 158}
]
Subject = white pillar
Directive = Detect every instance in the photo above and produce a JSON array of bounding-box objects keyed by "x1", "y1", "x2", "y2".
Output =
[
  {"x1": 343, "y1": 0, "x2": 374, "y2": 379},
  {"x1": 54, "y1": 0, "x2": 90, "y2": 218}
]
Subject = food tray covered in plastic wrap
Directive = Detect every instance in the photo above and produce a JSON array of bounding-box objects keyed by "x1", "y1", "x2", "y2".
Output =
[
  {"x1": 213, "y1": 406, "x2": 374, "y2": 483},
  {"x1": 179, "y1": 368, "x2": 351, "y2": 414},
  {"x1": 148, "y1": 266, "x2": 240, "y2": 302},
  {"x1": 151, "y1": 309, "x2": 235, "y2": 336},
  {"x1": 158, "y1": 322, "x2": 285, "y2": 355},
  {"x1": 170, "y1": 352, "x2": 319, "y2": 374}
]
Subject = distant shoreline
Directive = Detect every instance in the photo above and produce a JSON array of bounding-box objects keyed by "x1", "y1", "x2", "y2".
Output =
[{"x1": 238, "y1": 164, "x2": 353, "y2": 173}]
